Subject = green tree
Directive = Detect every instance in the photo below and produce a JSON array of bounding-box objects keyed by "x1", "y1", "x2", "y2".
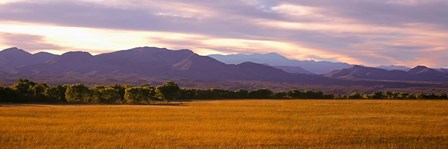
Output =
[
  {"x1": 102, "y1": 87, "x2": 123, "y2": 103},
  {"x1": 12, "y1": 79, "x2": 36, "y2": 102},
  {"x1": 180, "y1": 88, "x2": 196, "y2": 100},
  {"x1": 124, "y1": 87, "x2": 152, "y2": 104},
  {"x1": 272, "y1": 92, "x2": 287, "y2": 99},
  {"x1": 302, "y1": 90, "x2": 324, "y2": 99},
  {"x1": 91, "y1": 86, "x2": 106, "y2": 103},
  {"x1": 347, "y1": 92, "x2": 362, "y2": 99},
  {"x1": 288, "y1": 90, "x2": 303, "y2": 99},
  {"x1": 91, "y1": 85, "x2": 123, "y2": 103},
  {"x1": 415, "y1": 93, "x2": 425, "y2": 99},
  {"x1": 0, "y1": 86, "x2": 16, "y2": 102},
  {"x1": 397, "y1": 92, "x2": 409, "y2": 99},
  {"x1": 437, "y1": 93, "x2": 448, "y2": 99},
  {"x1": 65, "y1": 84, "x2": 92, "y2": 103},
  {"x1": 333, "y1": 94, "x2": 344, "y2": 99},
  {"x1": 370, "y1": 92, "x2": 385, "y2": 99},
  {"x1": 31, "y1": 83, "x2": 49, "y2": 102},
  {"x1": 248, "y1": 88, "x2": 273, "y2": 99},
  {"x1": 156, "y1": 81, "x2": 180, "y2": 102},
  {"x1": 406, "y1": 93, "x2": 417, "y2": 99},
  {"x1": 44, "y1": 85, "x2": 67, "y2": 103},
  {"x1": 110, "y1": 84, "x2": 127, "y2": 102},
  {"x1": 234, "y1": 89, "x2": 249, "y2": 99}
]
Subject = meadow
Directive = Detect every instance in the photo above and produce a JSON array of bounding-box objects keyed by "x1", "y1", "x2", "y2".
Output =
[{"x1": 0, "y1": 100, "x2": 447, "y2": 148}]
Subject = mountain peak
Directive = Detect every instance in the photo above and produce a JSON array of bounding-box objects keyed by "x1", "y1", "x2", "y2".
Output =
[
  {"x1": 238, "y1": 61, "x2": 267, "y2": 66},
  {"x1": 61, "y1": 51, "x2": 92, "y2": 57},
  {"x1": 33, "y1": 52, "x2": 58, "y2": 62},
  {"x1": 351, "y1": 65, "x2": 371, "y2": 70},
  {"x1": 264, "y1": 52, "x2": 285, "y2": 57},
  {"x1": 178, "y1": 49, "x2": 194, "y2": 53},
  {"x1": 408, "y1": 65, "x2": 435, "y2": 74},
  {"x1": 34, "y1": 51, "x2": 57, "y2": 56},
  {"x1": 409, "y1": 65, "x2": 429, "y2": 71},
  {"x1": 50, "y1": 51, "x2": 93, "y2": 63},
  {"x1": 209, "y1": 52, "x2": 352, "y2": 74},
  {"x1": 377, "y1": 65, "x2": 410, "y2": 71},
  {"x1": 3, "y1": 47, "x2": 21, "y2": 51},
  {"x1": 3, "y1": 47, "x2": 20, "y2": 51},
  {"x1": 352, "y1": 65, "x2": 366, "y2": 68},
  {"x1": 247, "y1": 52, "x2": 288, "y2": 59},
  {"x1": 0, "y1": 47, "x2": 40, "y2": 67},
  {"x1": 413, "y1": 65, "x2": 428, "y2": 69},
  {"x1": 122, "y1": 46, "x2": 195, "y2": 55},
  {"x1": 130, "y1": 46, "x2": 168, "y2": 51},
  {"x1": 1, "y1": 47, "x2": 30, "y2": 55}
]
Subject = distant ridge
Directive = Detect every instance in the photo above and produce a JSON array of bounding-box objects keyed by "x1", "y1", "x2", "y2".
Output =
[
  {"x1": 273, "y1": 66, "x2": 313, "y2": 74},
  {"x1": 326, "y1": 65, "x2": 448, "y2": 82},
  {"x1": 34, "y1": 52, "x2": 58, "y2": 63},
  {"x1": 377, "y1": 65, "x2": 410, "y2": 71},
  {"x1": 0, "y1": 47, "x2": 39, "y2": 67},
  {"x1": 209, "y1": 53, "x2": 352, "y2": 74},
  {"x1": 0, "y1": 47, "x2": 323, "y2": 83},
  {"x1": 439, "y1": 68, "x2": 448, "y2": 74}
]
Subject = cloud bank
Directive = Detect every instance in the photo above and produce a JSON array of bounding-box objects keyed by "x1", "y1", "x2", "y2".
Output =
[{"x1": 0, "y1": 0, "x2": 447, "y2": 67}]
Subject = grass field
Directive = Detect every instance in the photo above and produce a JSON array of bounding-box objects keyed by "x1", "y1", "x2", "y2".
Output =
[{"x1": 1, "y1": 100, "x2": 447, "y2": 148}]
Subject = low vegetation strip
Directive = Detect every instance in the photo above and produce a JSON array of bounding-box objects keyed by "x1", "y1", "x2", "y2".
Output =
[
  {"x1": 0, "y1": 100, "x2": 447, "y2": 148},
  {"x1": 1, "y1": 79, "x2": 447, "y2": 105}
]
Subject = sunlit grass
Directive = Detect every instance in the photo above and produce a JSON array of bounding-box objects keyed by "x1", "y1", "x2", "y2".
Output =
[{"x1": 1, "y1": 100, "x2": 447, "y2": 148}]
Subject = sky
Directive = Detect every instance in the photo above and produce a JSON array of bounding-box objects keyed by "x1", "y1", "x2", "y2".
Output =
[{"x1": 0, "y1": 0, "x2": 447, "y2": 68}]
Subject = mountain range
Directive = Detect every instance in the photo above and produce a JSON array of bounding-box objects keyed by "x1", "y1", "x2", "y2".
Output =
[
  {"x1": 0, "y1": 47, "x2": 447, "y2": 90},
  {"x1": 377, "y1": 65, "x2": 411, "y2": 71},
  {"x1": 0, "y1": 47, "x2": 57, "y2": 67},
  {"x1": 326, "y1": 65, "x2": 448, "y2": 82},
  {"x1": 0, "y1": 47, "x2": 326, "y2": 83},
  {"x1": 209, "y1": 53, "x2": 352, "y2": 74},
  {"x1": 209, "y1": 52, "x2": 448, "y2": 82}
]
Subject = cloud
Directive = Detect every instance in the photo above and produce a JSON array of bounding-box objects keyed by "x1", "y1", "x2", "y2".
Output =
[
  {"x1": 0, "y1": 0, "x2": 447, "y2": 67},
  {"x1": 284, "y1": 0, "x2": 448, "y2": 29},
  {"x1": 0, "y1": 1, "x2": 276, "y2": 38},
  {"x1": 0, "y1": 32, "x2": 65, "y2": 53}
]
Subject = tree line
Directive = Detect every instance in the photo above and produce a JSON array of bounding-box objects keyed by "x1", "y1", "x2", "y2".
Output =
[
  {"x1": 0, "y1": 79, "x2": 181, "y2": 104},
  {"x1": 0, "y1": 79, "x2": 447, "y2": 104}
]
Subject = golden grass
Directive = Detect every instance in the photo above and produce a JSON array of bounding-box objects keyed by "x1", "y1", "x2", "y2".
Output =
[{"x1": 1, "y1": 100, "x2": 447, "y2": 148}]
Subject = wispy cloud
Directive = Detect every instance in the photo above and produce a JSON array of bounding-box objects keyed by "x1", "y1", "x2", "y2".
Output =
[
  {"x1": 0, "y1": 32, "x2": 64, "y2": 53},
  {"x1": 0, "y1": 0, "x2": 446, "y2": 67}
]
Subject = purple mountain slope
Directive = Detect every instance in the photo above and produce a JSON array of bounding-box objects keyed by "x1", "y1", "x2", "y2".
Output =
[
  {"x1": 0, "y1": 47, "x2": 60, "y2": 69},
  {"x1": 326, "y1": 65, "x2": 448, "y2": 82},
  {"x1": 273, "y1": 66, "x2": 313, "y2": 74},
  {"x1": 209, "y1": 53, "x2": 352, "y2": 74},
  {"x1": 4, "y1": 47, "x2": 320, "y2": 83},
  {"x1": 377, "y1": 65, "x2": 410, "y2": 71},
  {"x1": 439, "y1": 68, "x2": 448, "y2": 74},
  {"x1": 0, "y1": 47, "x2": 36, "y2": 67},
  {"x1": 34, "y1": 52, "x2": 58, "y2": 62}
]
